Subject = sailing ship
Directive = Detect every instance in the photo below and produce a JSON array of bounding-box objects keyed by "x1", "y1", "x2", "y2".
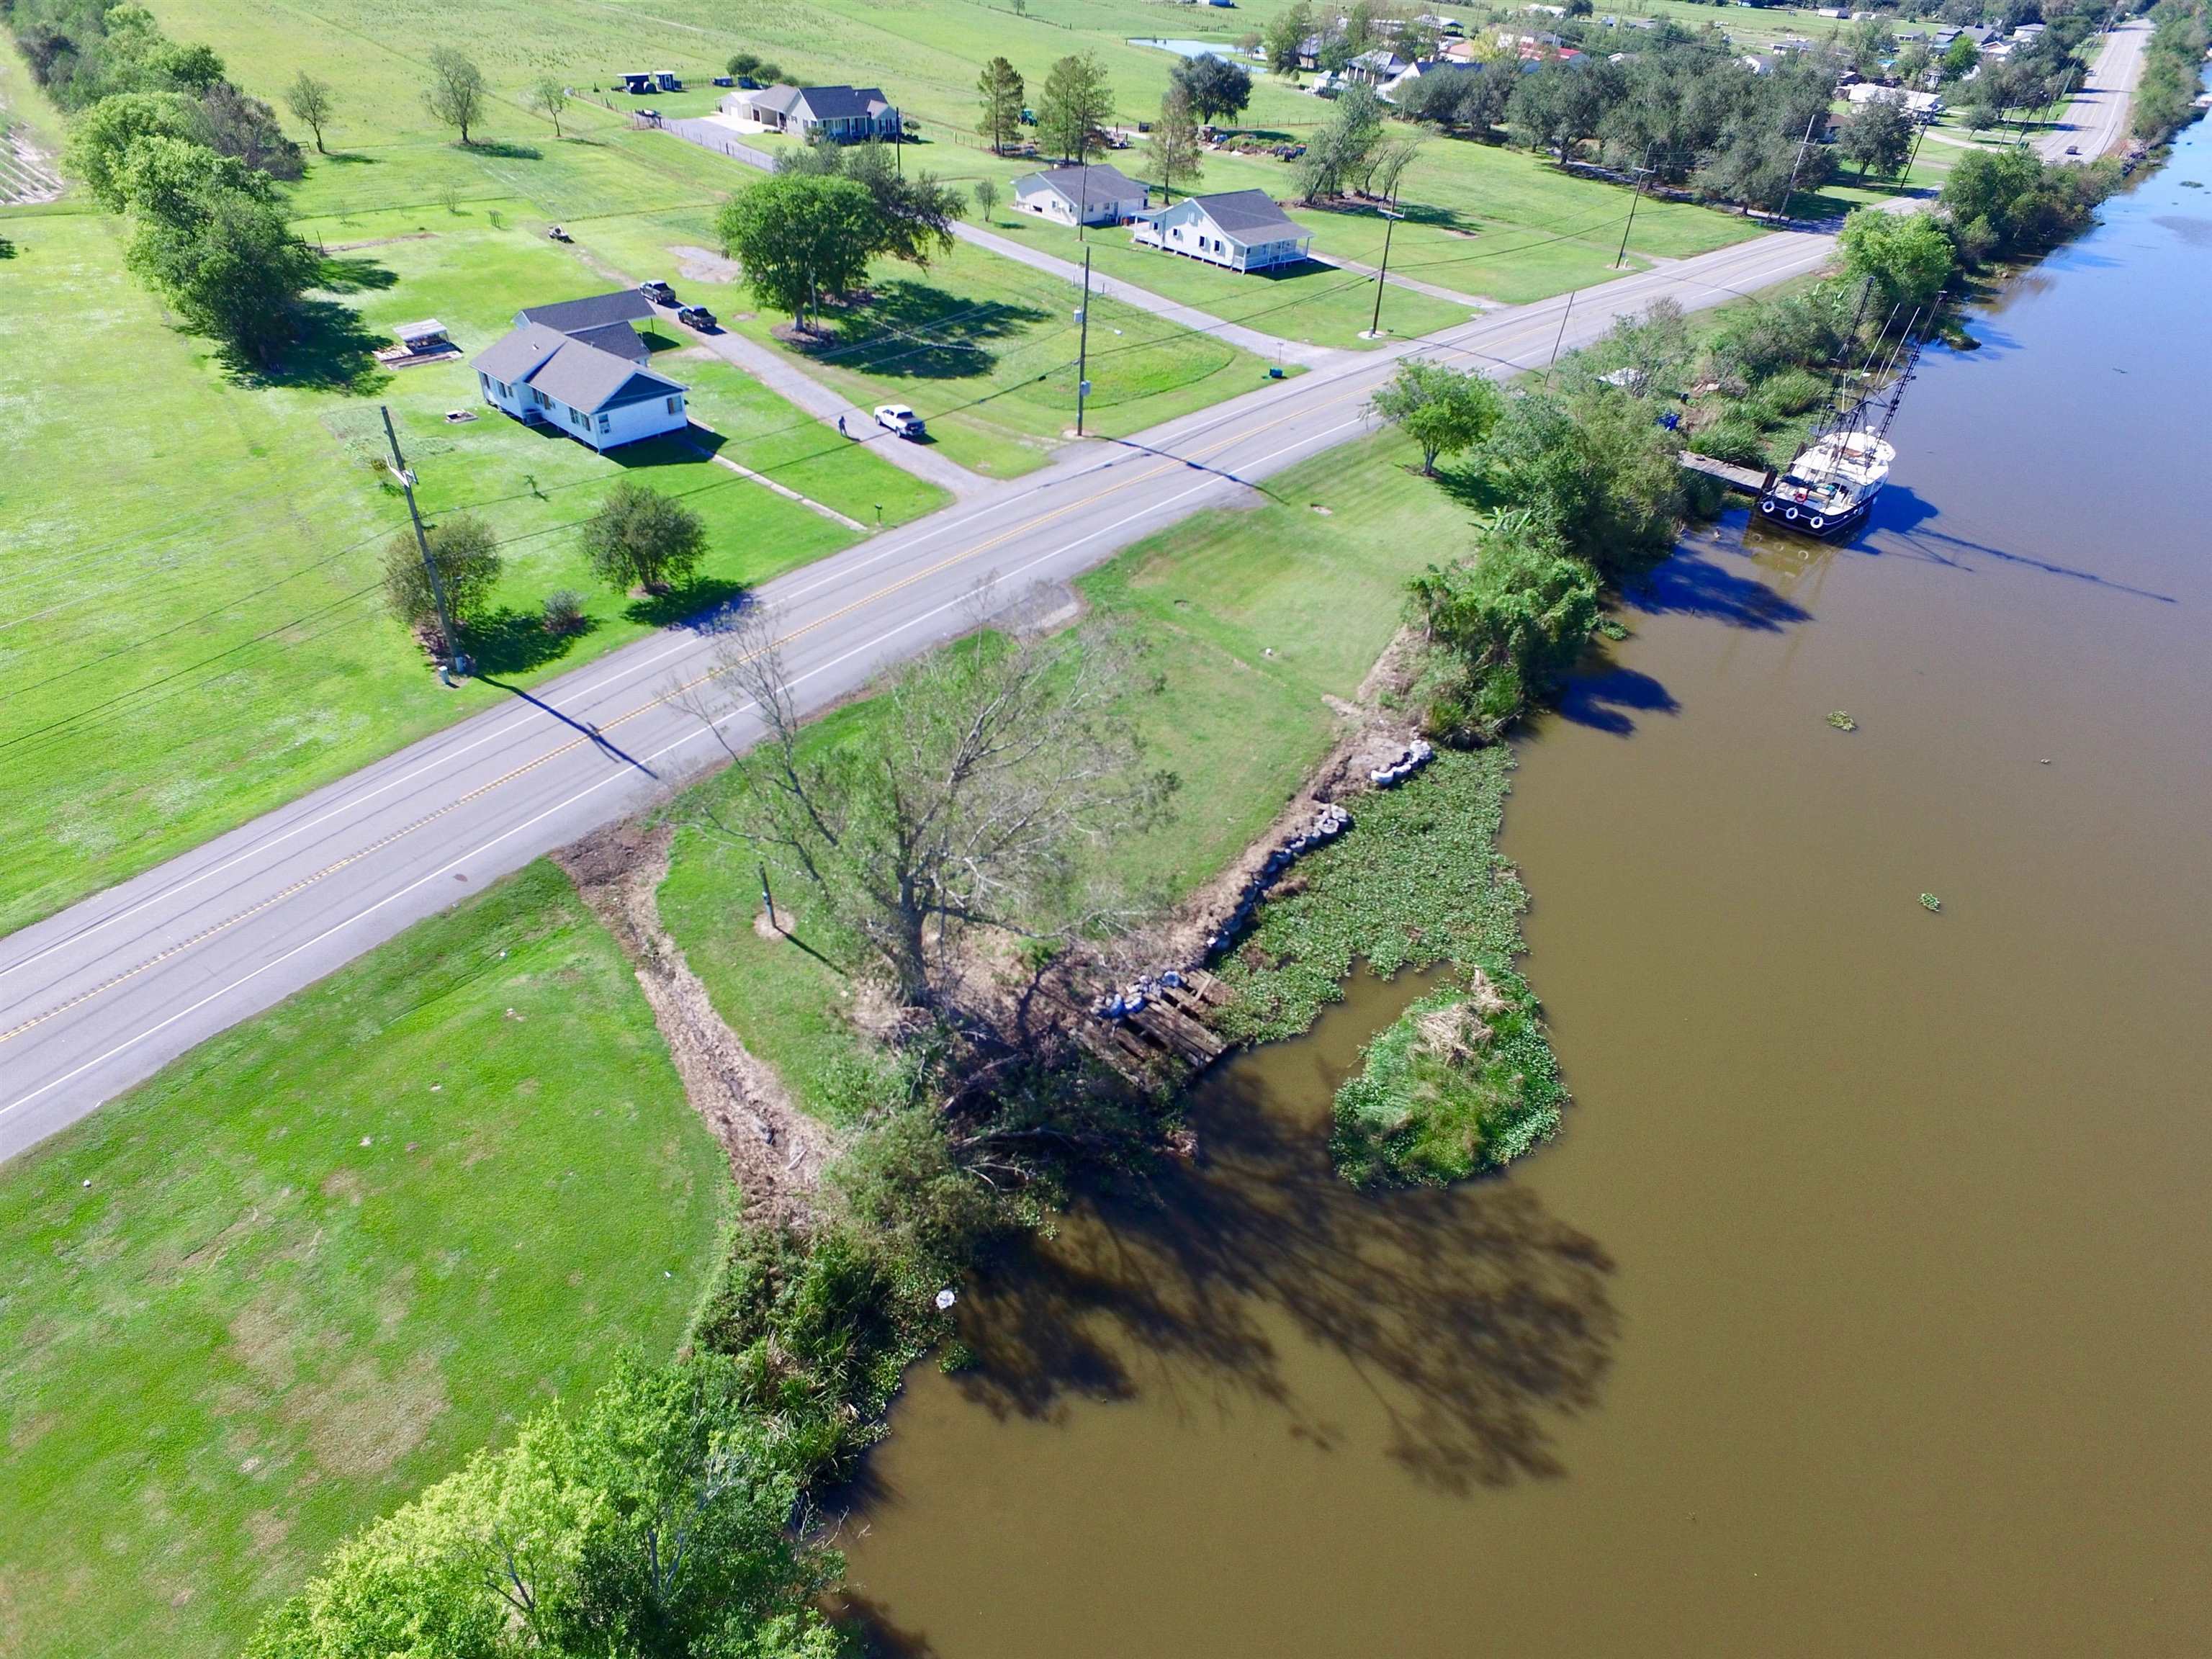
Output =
[{"x1": 1757, "y1": 319, "x2": 1924, "y2": 542}]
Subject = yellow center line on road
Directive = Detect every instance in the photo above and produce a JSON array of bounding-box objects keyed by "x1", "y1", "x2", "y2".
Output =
[{"x1": 0, "y1": 379, "x2": 1385, "y2": 1047}]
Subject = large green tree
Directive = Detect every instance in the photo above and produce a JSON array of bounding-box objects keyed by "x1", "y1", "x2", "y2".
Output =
[
  {"x1": 1409, "y1": 508, "x2": 1602, "y2": 737},
  {"x1": 63, "y1": 89, "x2": 202, "y2": 210},
  {"x1": 1369, "y1": 358, "x2": 1506, "y2": 475},
  {"x1": 1037, "y1": 50, "x2": 1114, "y2": 163},
  {"x1": 1171, "y1": 52, "x2": 1252, "y2": 126},
  {"x1": 976, "y1": 55, "x2": 1024, "y2": 153},
  {"x1": 284, "y1": 68, "x2": 336, "y2": 152},
  {"x1": 380, "y1": 511, "x2": 504, "y2": 652},
  {"x1": 1839, "y1": 207, "x2": 1954, "y2": 313},
  {"x1": 1839, "y1": 91, "x2": 1914, "y2": 180},
  {"x1": 1265, "y1": 1, "x2": 1314, "y2": 81},
  {"x1": 117, "y1": 135, "x2": 320, "y2": 366},
  {"x1": 719, "y1": 172, "x2": 879, "y2": 329},
  {"x1": 1480, "y1": 386, "x2": 1683, "y2": 580},
  {"x1": 583, "y1": 480, "x2": 709, "y2": 595}
]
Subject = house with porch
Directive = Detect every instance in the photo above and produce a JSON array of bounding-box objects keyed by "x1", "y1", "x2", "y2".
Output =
[
  {"x1": 1010, "y1": 163, "x2": 1149, "y2": 225},
  {"x1": 1130, "y1": 189, "x2": 1314, "y2": 272},
  {"x1": 720, "y1": 84, "x2": 902, "y2": 141},
  {"x1": 471, "y1": 322, "x2": 690, "y2": 451}
]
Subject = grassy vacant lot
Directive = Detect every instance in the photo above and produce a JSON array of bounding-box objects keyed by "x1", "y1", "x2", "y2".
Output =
[
  {"x1": 658, "y1": 426, "x2": 1484, "y2": 1119},
  {"x1": 0, "y1": 192, "x2": 938, "y2": 934},
  {"x1": 0, "y1": 862, "x2": 729, "y2": 1659}
]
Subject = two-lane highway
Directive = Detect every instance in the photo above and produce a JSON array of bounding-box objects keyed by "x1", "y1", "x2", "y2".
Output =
[{"x1": 0, "y1": 226, "x2": 1840, "y2": 1161}]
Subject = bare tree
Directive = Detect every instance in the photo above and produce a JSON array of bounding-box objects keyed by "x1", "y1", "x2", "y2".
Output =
[
  {"x1": 683, "y1": 597, "x2": 1172, "y2": 1013},
  {"x1": 423, "y1": 48, "x2": 488, "y2": 145},
  {"x1": 284, "y1": 69, "x2": 336, "y2": 154},
  {"x1": 529, "y1": 76, "x2": 570, "y2": 139}
]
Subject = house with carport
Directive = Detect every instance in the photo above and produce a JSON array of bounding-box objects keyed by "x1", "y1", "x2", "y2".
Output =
[
  {"x1": 1130, "y1": 189, "x2": 1314, "y2": 272},
  {"x1": 471, "y1": 323, "x2": 690, "y2": 451},
  {"x1": 1010, "y1": 163, "x2": 1149, "y2": 226}
]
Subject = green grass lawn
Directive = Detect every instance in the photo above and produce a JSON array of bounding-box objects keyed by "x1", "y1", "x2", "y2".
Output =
[
  {"x1": 0, "y1": 862, "x2": 730, "y2": 1659},
  {"x1": 575, "y1": 202, "x2": 1282, "y2": 476},
  {"x1": 0, "y1": 194, "x2": 941, "y2": 935},
  {"x1": 657, "y1": 426, "x2": 1481, "y2": 1118}
]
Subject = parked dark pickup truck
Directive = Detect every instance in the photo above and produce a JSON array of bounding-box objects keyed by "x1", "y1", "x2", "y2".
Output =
[{"x1": 641, "y1": 280, "x2": 677, "y2": 305}]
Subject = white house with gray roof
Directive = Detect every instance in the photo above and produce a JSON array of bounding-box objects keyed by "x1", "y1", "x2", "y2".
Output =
[
  {"x1": 472, "y1": 322, "x2": 690, "y2": 451},
  {"x1": 1130, "y1": 189, "x2": 1314, "y2": 271},
  {"x1": 720, "y1": 84, "x2": 901, "y2": 140},
  {"x1": 1010, "y1": 163, "x2": 1149, "y2": 225},
  {"x1": 514, "y1": 290, "x2": 655, "y2": 364}
]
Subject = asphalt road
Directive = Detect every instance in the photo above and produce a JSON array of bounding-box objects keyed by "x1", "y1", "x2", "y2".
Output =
[
  {"x1": 2035, "y1": 19, "x2": 2151, "y2": 162},
  {"x1": 0, "y1": 228, "x2": 1840, "y2": 1161}
]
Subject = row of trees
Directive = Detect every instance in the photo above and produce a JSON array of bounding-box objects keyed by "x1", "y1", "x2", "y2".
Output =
[
  {"x1": 2132, "y1": 0, "x2": 2212, "y2": 143},
  {"x1": 976, "y1": 46, "x2": 1254, "y2": 166},
  {"x1": 34, "y1": 6, "x2": 326, "y2": 367},
  {"x1": 718, "y1": 141, "x2": 963, "y2": 330}
]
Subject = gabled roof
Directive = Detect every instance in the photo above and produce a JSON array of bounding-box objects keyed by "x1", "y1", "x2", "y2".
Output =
[
  {"x1": 516, "y1": 290, "x2": 654, "y2": 335},
  {"x1": 1015, "y1": 163, "x2": 1146, "y2": 203},
  {"x1": 472, "y1": 320, "x2": 568, "y2": 385},
  {"x1": 567, "y1": 320, "x2": 649, "y2": 363},
  {"x1": 1177, "y1": 189, "x2": 1310, "y2": 240},
  {"x1": 473, "y1": 323, "x2": 684, "y2": 415},
  {"x1": 526, "y1": 339, "x2": 684, "y2": 415},
  {"x1": 755, "y1": 84, "x2": 894, "y2": 121}
]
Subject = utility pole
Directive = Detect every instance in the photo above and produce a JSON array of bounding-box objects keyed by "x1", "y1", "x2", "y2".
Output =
[
  {"x1": 380, "y1": 405, "x2": 466, "y2": 683},
  {"x1": 1778, "y1": 108, "x2": 1821, "y2": 224},
  {"x1": 1614, "y1": 144, "x2": 1658, "y2": 269},
  {"x1": 759, "y1": 863, "x2": 778, "y2": 932},
  {"x1": 1545, "y1": 284, "x2": 1577, "y2": 379},
  {"x1": 1363, "y1": 208, "x2": 1403, "y2": 339},
  {"x1": 1074, "y1": 246, "x2": 1094, "y2": 435}
]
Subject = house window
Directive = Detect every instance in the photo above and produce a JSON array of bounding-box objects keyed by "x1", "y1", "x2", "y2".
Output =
[
  {"x1": 597, "y1": 413, "x2": 611, "y2": 433},
  {"x1": 665, "y1": 395, "x2": 681, "y2": 415}
]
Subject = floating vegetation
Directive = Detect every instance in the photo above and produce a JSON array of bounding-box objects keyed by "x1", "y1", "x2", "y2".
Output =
[
  {"x1": 1827, "y1": 710, "x2": 1857, "y2": 731},
  {"x1": 1595, "y1": 616, "x2": 1630, "y2": 642},
  {"x1": 1919, "y1": 893, "x2": 1942, "y2": 913}
]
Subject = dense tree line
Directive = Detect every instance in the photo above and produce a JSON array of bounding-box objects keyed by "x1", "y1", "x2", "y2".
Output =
[
  {"x1": 2131, "y1": 0, "x2": 2211, "y2": 143},
  {"x1": 4, "y1": 3, "x2": 325, "y2": 365}
]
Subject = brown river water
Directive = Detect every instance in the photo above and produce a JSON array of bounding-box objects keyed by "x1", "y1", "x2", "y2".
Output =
[{"x1": 839, "y1": 125, "x2": 2212, "y2": 1657}]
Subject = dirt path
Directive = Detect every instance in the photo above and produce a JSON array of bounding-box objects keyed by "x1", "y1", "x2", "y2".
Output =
[{"x1": 554, "y1": 823, "x2": 835, "y2": 1226}]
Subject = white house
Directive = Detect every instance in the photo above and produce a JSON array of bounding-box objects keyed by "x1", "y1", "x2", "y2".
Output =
[
  {"x1": 720, "y1": 84, "x2": 901, "y2": 141},
  {"x1": 514, "y1": 289, "x2": 655, "y2": 364},
  {"x1": 1845, "y1": 81, "x2": 1943, "y2": 118},
  {"x1": 472, "y1": 322, "x2": 690, "y2": 452},
  {"x1": 1130, "y1": 189, "x2": 1314, "y2": 272},
  {"x1": 1010, "y1": 163, "x2": 1149, "y2": 225}
]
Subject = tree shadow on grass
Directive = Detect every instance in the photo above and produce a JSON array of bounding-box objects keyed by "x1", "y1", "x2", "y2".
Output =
[
  {"x1": 464, "y1": 139, "x2": 544, "y2": 161},
  {"x1": 221, "y1": 298, "x2": 392, "y2": 394},
  {"x1": 925, "y1": 1055, "x2": 1618, "y2": 1497},
  {"x1": 806, "y1": 280, "x2": 1050, "y2": 380},
  {"x1": 1429, "y1": 459, "x2": 1511, "y2": 516},
  {"x1": 313, "y1": 253, "x2": 399, "y2": 294},
  {"x1": 317, "y1": 150, "x2": 379, "y2": 166},
  {"x1": 465, "y1": 606, "x2": 593, "y2": 675}
]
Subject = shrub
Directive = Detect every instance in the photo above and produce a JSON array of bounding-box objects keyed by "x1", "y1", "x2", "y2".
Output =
[
  {"x1": 541, "y1": 588, "x2": 587, "y2": 636},
  {"x1": 1331, "y1": 972, "x2": 1566, "y2": 1187}
]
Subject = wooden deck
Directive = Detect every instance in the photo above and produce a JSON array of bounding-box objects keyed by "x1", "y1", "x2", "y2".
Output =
[
  {"x1": 1078, "y1": 971, "x2": 1232, "y2": 1085},
  {"x1": 1680, "y1": 451, "x2": 1774, "y2": 495}
]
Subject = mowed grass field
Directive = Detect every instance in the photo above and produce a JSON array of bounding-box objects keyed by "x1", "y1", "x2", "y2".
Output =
[
  {"x1": 0, "y1": 862, "x2": 731, "y2": 1659},
  {"x1": 659, "y1": 426, "x2": 1482, "y2": 1118},
  {"x1": 0, "y1": 188, "x2": 940, "y2": 934}
]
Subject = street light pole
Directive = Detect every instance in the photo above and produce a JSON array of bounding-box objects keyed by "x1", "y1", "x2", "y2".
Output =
[{"x1": 1363, "y1": 208, "x2": 1402, "y2": 339}]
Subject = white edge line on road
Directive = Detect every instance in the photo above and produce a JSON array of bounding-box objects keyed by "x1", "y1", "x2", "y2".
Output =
[{"x1": 0, "y1": 410, "x2": 1367, "y2": 1128}]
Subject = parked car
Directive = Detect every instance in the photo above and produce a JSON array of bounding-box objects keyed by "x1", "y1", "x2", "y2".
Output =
[
  {"x1": 641, "y1": 280, "x2": 677, "y2": 305},
  {"x1": 2064, "y1": 143, "x2": 2081, "y2": 155},
  {"x1": 547, "y1": 225, "x2": 572, "y2": 242},
  {"x1": 676, "y1": 305, "x2": 717, "y2": 331},
  {"x1": 874, "y1": 403, "x2": 926, "y2": 439}
]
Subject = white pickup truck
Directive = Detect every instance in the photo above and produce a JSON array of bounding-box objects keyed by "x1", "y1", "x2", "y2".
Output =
[{"x1": 873, "y1": 403, "x2": 927, "y2": 439}]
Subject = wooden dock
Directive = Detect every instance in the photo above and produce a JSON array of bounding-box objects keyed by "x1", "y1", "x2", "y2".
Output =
[
  {"x1": 1680, "y1": 451, "x2": 1774, "y2": 496},
  {"x1": 1078, "y1": 971, "x2": 1233, "y2": 1085}
]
